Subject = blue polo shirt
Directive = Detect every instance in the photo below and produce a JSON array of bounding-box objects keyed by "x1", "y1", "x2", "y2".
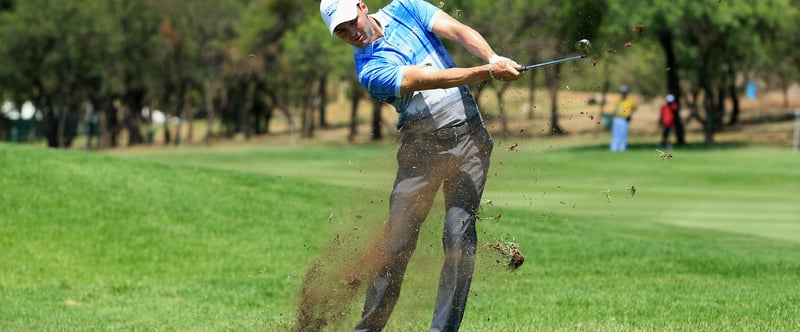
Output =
[{"x1": 353, "y1": 0, "x2": 479, "y2": 133}]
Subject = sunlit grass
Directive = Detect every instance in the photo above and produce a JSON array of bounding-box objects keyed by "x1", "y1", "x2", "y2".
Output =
[{"x1": 1, "y1": 141, "x2": 799, "y2": 331}]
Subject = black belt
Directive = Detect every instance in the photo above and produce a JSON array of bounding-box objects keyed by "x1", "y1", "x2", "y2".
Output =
[{"x1": 410, "y1": 116, "x2": 480, "y2": 140}]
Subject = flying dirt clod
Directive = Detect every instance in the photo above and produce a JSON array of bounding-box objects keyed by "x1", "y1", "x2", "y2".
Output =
[{"x1": 487, "y1": 240, "x2": 525, "y2": 271}]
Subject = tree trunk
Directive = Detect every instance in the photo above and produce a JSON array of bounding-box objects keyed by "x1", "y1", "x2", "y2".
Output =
[
  {"x1": 319, "y1": 75, "x2": 328, "y2": 128},
  {"x1": 300, "y1": 82, "x2": 316, "y2": 138},
  {"x1": 473, "y1": 82, "x2": 486, "y2": 107},
  {"x1": 371, "y1": 98, "x2": 382, "y2": 141},
  {"x1": 57, "y1": 107, "x2": 67, "y2": 148},
  {"x1": 598, "y1": 64, "x2": 610, "y2": 116},
  {"x1": 103, "y1": 100, "x2": 120, "y2": 148},
  {"x1": 64, "y1": 110, "x2": 76, "y2": 148},
  {"x1": 715, "y1": 85, "x2": 725, "y2": 131},
  {"x1": 163, "y1": 92, "x2": 177, "y2": 145},
  {"x1": 701, "y1": 80, "x2": 715, "y2": 145},
  {"x1": 264, "y1": 90, "x2": 275, "y2": 135},
  {"x1": 186, "y1": 94, "x2": 194, "y2": 143},
  {"x1": 163, "y1": 121, "x2": 172, "y2": 145},
  {"x1": 124, "y1": 107, "x2": 143, "y2": 147},
  {"x1": 595, "y1": 61, "x2": 611, "y2": 137},
  {"x1": 281, "y1": 105, "x2": 296, "y2": 137},
  {"x1": 727, "y1": 64, "x2": 740, "y2": 126},
  {"x1": 264, "y1": 108, "x2": 273, "y2": 134},
  {"x1": 204, "y1": 81, "x2": 215, "y2": 146},
  {"x1": 242, "y1": 81, "x2": 255, "y2": 140},
  {"x1": 526, "y1": 70, "x2": 537, "y2": 121},
  {"x1": 704, "y1": 104, "x2": 715, "y2": 146},
  {"x1": 43, "y1": 106, "x2": 58, "y2": 148},
  {"x1": 348, "y1": 85, "x2": 361, "y2": 142},
  {"x1": 658, "y1": 26, "x2": 686, "y2": 145},
  {"x1": 301, "y1": 103, "x2": 314, "y2": 139},
  {"x1": 547, "y1": 64, "x2": 564, "y2": 135},
  {"x1": 174, "y1": 97, "x2": 184, "y2": 146},
  {"x1": 496, "y1": 82, "x2": 510, "y2": 135},
  {"x1": 175, "y1": 92, "x2": 191, "y2": 146}
]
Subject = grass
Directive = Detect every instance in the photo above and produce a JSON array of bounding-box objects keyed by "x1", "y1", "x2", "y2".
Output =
[
  {"x1": 1, "y1": 137, "x2": 799, "y2": 331},
  {"x1": 0, "y1": 143, "x2": 344, "y2": 330}
]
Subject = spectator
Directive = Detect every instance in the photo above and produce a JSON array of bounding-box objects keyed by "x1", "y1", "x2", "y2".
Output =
[
  {"x1": 610, "y1": 85, "x2": 637, "y2": 152},
  {"x1": 659, "y1": 94, "x2": 677, "y2": 149}
]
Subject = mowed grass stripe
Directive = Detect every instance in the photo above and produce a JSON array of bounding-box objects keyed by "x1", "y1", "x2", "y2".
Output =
[
  {"x1": 109, "y1": 143, "x2": 398, "y2": 189},
  {"x1": 482, "y1": 142, "x2": 800, "y2": 244},
  {"x1": 483, "y1": 188, "x2": 800, "y2": 243}
]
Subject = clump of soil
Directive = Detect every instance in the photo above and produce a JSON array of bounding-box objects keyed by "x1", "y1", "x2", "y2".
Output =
[{"x1": 486, "y1": 240, "x2": 525, "y2": 271}]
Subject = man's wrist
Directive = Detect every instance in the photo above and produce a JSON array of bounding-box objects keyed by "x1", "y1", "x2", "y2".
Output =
[
  {"x1": 489, "y1": 54, "x2": 511, "y2": 64},
  {"x1": 488, "y1": 63, "x2": 496, "y2": 80}
]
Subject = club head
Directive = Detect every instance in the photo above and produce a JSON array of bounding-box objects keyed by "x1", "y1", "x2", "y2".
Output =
[
  {"x1": 516, "y1": 39, "x2": 595, "y2": 72},
  {"x1": 574, "y1": 39, "x2": 594, "y2": 57}
]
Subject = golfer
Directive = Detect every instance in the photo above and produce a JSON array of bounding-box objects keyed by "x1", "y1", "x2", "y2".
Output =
[{"x1": 320, "y1": 0, "x2": 522, "y2": 330}]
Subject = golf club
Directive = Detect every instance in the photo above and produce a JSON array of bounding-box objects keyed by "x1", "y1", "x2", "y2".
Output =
[{"x1": 516, "y1": 39, "x2": 594, "y2": 72}]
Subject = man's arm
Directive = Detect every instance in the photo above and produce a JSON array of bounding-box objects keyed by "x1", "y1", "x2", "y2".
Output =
[
  {"x1": 399, "y1": 10, "x2": 520, "y2": 94},
  {"x1": 430, "y1": 10, "x2": 496, "y2": 62},
  {"x1": 399, "y1": 64, "x2": 494, "y2": 94}
]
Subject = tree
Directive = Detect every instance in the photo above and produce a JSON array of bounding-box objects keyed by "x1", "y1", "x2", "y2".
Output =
[
  {"x1": 238, "y1": 0, "x2": 311, "y2": 139},
  {"x1": 548, "y1": 0, "x2": 606, "y2": 134},
  {"x1": 281, "y1": 16, "x2": 351, "y2": 138},
  {"x1": 0, "y1": 0, "x2": 120, "y2": 148},
  {"x1": 1, "y1": 0, "x2": 797, "y2": 148},
  {"x1": 444, "y1": 0, "x2": 530, "y2": 135},
  {"x1": 607, "y1": 0, "x2": 796, "y2": 145},
  {"x1": 105, "y1": 0, "x2": 170, "y2": 148}
]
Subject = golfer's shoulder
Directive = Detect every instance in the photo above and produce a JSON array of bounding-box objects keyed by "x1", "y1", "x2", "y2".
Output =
[
  {"x1": 388, "y1": 0, "x2": 438, "y2": 15},
  {"x1": 392, "y1": 0, "x2": 419, "y2": 6}
]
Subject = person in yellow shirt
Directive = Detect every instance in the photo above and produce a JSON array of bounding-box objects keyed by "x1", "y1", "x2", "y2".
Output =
[{"x1": 610, "y1": 85, "x2": 636, "y2": 151}]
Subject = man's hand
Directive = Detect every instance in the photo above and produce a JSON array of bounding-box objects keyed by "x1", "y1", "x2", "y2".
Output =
[{"x1": 489, "y1": 56, "x2": 522, "y2": 82}]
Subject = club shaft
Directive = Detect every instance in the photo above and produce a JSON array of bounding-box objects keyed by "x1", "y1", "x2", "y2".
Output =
[{"x1": 517, "y1": 55, "x2": 586, "y2": 72}]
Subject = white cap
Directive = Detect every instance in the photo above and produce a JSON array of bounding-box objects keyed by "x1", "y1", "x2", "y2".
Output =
[
  {"x1": 619, "y1": 85, "x2": 629, "y2": 94},
  {"x1": 666, "y1": 94, "x2": 675, "y2": 103},
  {"x1": 320, "y1": 0, "x2": 360, "y2": 35}
]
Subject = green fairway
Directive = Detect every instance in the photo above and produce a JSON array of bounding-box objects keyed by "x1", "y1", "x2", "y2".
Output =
[{"x1": 1, "y1": 140, "x2": 799, "y2": 331}]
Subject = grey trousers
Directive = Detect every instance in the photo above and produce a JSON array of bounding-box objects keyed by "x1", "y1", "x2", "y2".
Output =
[{"x1": 354, "y1": 120, "x2": 493, "y2": 332}]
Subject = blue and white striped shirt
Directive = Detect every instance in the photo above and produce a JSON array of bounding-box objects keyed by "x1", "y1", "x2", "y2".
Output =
[{"x1": 353, "y1": 0, "x2": 479, "y2": 133}]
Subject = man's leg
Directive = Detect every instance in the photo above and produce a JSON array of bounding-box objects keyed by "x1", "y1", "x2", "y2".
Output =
[
  {"x1": 430, "y1": 125, "x2": 493, "y2": 332},
  {"x1": 660, "y1": 127, "x2": 670, "y2": 148},
  {"x1": 610, "y1": 117, "x2": 622, "y2": 151},
  {"x1": 354, "y1": 138, "x2": 442, "y2": 332},
  {"x1": 611, "y1": 117, "x2": 628, "y2": 152},
  {"x1": 620, "y1": 121, "x2": 629, "y2": 151}
]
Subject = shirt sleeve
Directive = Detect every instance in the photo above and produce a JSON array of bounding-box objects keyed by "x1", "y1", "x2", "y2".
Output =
[
  {"x1": 356, "y1": 0, "x2": 442, "y2": 101},
  {"x1": 402, "y1": 0, "x2": 439, "y2": 32},
  {"x1": 358, "y1": 58, "x2": 405, "y2": 101}
]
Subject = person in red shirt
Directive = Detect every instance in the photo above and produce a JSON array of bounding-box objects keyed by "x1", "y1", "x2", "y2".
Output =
[{"x1": 659, "y1": 94, "x2": 678, "y2": 149}]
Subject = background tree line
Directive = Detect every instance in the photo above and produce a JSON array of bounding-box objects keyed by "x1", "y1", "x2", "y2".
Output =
[{"x1": 0, "y1": 0, "x2": 797, "y2": 148}]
